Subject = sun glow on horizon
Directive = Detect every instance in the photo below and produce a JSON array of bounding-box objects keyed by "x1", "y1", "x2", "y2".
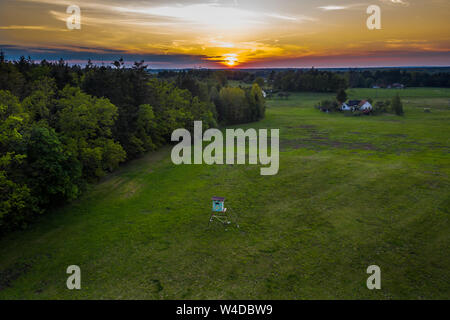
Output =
[{"x1": 223, "y1": 54, "x2": 239, "y2": 67}]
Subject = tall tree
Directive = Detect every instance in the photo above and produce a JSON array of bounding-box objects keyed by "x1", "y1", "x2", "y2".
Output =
[
  {"x1": 55, "y1": 86, "x2": 126, "y2": 178},
  {"x1": 391, "y1": 94, "x2": 404, "y2": 115},
  {"x1": 336, "y1": 89, "x2": 348, "y2": 104}
]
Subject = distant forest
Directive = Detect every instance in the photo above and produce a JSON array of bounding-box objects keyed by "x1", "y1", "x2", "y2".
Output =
[
  {"x1": 161, "y1": 67, "x2": 450, "y2": 93},
  {"x1": 0, "y1": 55, "x2": 265, "y2": 232}
]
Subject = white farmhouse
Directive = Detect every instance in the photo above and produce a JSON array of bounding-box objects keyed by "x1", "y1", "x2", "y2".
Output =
[
  {"x1": 358, "y1": 100, "x2": 373, "y2": 111},
  {"x1": 341, "y1": 100, "x2": 373, "y2": 112}
]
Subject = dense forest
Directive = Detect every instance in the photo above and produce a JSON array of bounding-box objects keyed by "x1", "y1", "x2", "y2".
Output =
[
  {"x1": 0, "y1": 55, "x2": 265, "y2": 232},
  {"x1": 176, "y1": 68, "x2": 449, "y2": 93},
  {"x1": 345, "y1": 69, "x2": 450, "y2": 88},
  {"x1": 271, "y1": 69, "x2": 348, "y2": 92},
  {"x1": 160, "y1": 68, "x2": 450, "y2": 92},
  {"x1": 269, "y1": 68, "x2": 450, "y2": 92}
]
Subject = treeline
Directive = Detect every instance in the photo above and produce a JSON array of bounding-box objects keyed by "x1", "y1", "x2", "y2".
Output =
[
  {"x1": 163, "y1": 68, "x2": 450, "y2": 92},
  {"x1": 159, "y1": 69, "x2": 260, "y2": 84},
  {"x1": 271, "y1": 69, "x2": 348, "y2": 92},
  {"x1": 211, "y1": 86, "x2": 265, "y2": 125},
  {"x1": 173, "y1": 71, "x2": 265, "y2": 125},
  {"x1": 346, "y1": 69, "x2": 450, "y2": 88},
  {"x1": 250, "y1": 68, "x2": 449, "y2": 90},
  {"x1": 0, "y1": 56, "x2": 265, "y2": 232}
]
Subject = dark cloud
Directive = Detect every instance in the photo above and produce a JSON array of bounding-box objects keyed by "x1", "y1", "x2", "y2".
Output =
[
  {"x1": 0, "y1": 44, "x2": 218, "y2": 68},
  {"x1": 240, "y1": 50, "x2": 450, "y2": 68}
]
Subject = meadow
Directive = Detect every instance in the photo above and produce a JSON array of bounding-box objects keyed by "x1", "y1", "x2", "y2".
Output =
[{"x1": 0, "y1": 88, "x2": 448, "y2": 299}]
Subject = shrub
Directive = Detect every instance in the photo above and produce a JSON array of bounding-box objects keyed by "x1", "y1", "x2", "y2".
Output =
[
  {"x1": 318, "y1": 99, "x2": 339, "y2": 112},
  {"x1": 373, "y1": 100, "x2": 390, "y2": 115}
]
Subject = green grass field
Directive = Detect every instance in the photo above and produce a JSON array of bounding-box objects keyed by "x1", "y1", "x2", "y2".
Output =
[{"x1": 0, "y1": 88, "x2": 449, "y2": 299}]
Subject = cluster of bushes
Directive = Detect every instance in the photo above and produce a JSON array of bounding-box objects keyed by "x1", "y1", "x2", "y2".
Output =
[
  {"x1": 316, "y1": 100, "x2": 339, "y2": 113},
  {"x1": 372, "y1": 95, "x2": 404, "y2": 116},
  {"x1": 0, "y1": 56, "x2": 265, "y2": 232}
]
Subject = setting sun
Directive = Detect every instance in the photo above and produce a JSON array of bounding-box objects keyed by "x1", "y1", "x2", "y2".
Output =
[{"x1": 223, "y1": 54, "x2": 238, "y2": 67}]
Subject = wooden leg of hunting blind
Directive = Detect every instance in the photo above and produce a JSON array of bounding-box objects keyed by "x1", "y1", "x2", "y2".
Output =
[
  {"x1": 209, "y1": 207, "x2": 240, "y2": 228},
  {"x1": 208, "y1": 214, "x2": 214, "y2": 227}
]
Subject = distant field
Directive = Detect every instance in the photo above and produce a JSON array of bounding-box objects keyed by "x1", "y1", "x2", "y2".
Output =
[
  {"x1": 0, "y1": 88, "x2": 449, "y2": 299},
  {"x1": 228, "y1": 80, "x2": 254, "y2": 88}
]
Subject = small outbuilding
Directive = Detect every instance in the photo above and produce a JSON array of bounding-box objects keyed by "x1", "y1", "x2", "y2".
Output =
[{"x1": 341, "y1": 103, "x2": 352, "y2": 111}]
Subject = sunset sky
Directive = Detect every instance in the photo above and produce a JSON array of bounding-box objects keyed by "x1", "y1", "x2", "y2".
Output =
[{"x1": 0, "y1": 0, "x2": 449, "y2": 68}]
